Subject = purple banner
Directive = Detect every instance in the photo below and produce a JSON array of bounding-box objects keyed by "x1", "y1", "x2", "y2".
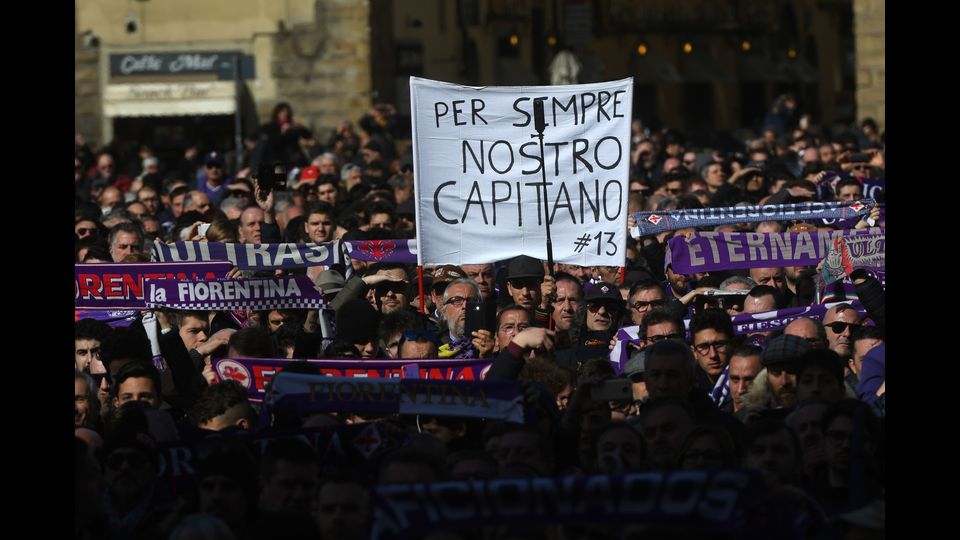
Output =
[
  {"x1": 667, "y1": 228, "x2": 883, "y2": 273},
  {"x1": 610, "y1": 301, "x2": 870, "y2": 366},
  {"x1": 153, "y1": 424, "x2": 412, "y2": 506},
  {"x1": 74, "y1": 261, "x2": 233, "y2": 310},
  {"x1": 347, "y1": 239, "x2": 417, "y2": 263},
  {"x1": 75, "y1": 309, "x2": 139, "y2": 327},
  {"x1": 728, "y1": 301, "x2": 868, "y2": 335},
  {"x1": 820, "y1": 231, "x2": 885, "y2": 285},
  {"x1": 370, "y1": 470, "x2": 765, "y2": 540},
  {"x1": 266, "y1": 374, "x2": 524, "y2": 422},
  {"x1": 151, "y1": 239, "x2": 417, "y2": 270},
  {"x1": 631, "y1": 199, "x2": 874, "y2": 236},
  {"x1": 214, "y1": 356, "x2": 493, "y2": 401},
  {"x1": 144, "y1": 275, "x2": 327, "y2": 311}
]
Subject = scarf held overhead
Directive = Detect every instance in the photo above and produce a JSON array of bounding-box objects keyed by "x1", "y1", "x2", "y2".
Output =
[{"x1": 631, "y1": 199, "x2": 875, "y2": 237}]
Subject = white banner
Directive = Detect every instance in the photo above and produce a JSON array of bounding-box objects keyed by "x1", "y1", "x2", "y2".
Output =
[{"x1": 410, "y1": 77, "x2": 633, "y2": 265}]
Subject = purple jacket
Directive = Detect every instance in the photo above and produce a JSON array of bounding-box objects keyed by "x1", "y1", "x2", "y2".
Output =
[{"x1": 856, "y1": 343, "x2": 885, "y2": 405}]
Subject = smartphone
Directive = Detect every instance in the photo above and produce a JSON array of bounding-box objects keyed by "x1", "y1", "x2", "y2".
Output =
[
  {"x1": 464, "y1": 301, "x2": 485, "y2": 337},
  {"x1": 591, "y1": 378, "x2": 633, "y2": 402},
  {"x1": 255, "y1": 161, "x2": 285, "y2": 196},
  {"x1": 197, "y1": 223, "x2": 211, "y2": 237}
]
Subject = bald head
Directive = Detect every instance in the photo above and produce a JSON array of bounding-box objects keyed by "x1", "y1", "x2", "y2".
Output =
[
  {"x1": 100, "y1": 186, "x2": 123, "y2": 211},
  {"x1": 239, "y1": 207, "x2": 265, "y2": 244},
  {"x1": 784, "y1": 317, "x2": 824, "y2": 349},
  {"x1": 186, "y1": 190, "x2": 212, "y2": 215},
  {"x1": 821, "y1": 304, "x2": 862, "y2": 359}
]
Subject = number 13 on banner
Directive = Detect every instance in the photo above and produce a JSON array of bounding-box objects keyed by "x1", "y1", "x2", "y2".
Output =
[{"x1": 573, "y1": 231, "x2": 617, "y2": 256}]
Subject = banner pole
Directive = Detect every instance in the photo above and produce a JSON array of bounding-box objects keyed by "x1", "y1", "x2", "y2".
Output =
[
  {"x1": 532, "y1": 99, "x2": 554, "y2": 275},
  {"x1": 418, "y1": 265, "x2": 426, "y2": 314},
  {"x1": 533, "y1": 99, "x2": 554, "y2": 330}
]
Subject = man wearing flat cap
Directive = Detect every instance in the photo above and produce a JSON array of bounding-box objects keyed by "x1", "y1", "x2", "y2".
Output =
[{"x1": 742, "y1": 334, "x2": 811, "y2": 413}]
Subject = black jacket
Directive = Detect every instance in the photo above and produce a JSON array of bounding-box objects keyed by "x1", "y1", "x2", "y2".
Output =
[{"x1": 852, "y1": 270, "x2": 885, "y2": 332}]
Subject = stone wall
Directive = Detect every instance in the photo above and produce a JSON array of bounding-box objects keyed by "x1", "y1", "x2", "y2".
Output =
[
  {"x1": 269, "y1": 0, "x2": 372, "y2": 136},
  {"x1": 75, "y1": 31, "x2": 102, "y2": 144},
  {"x1": 854, "y1": 0, "x2": 884, "y2": 131}
]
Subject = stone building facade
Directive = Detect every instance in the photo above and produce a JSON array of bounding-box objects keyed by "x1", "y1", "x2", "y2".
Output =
[
  {"x1": 75, "y1": 0, "x2": 883, "y2": 152},
  {"x1": 854, "y1": 0, "x2": 884, "y2": 131},
  {"x1": 75, "y1": 0, "x2": 371, "y2": 152}
]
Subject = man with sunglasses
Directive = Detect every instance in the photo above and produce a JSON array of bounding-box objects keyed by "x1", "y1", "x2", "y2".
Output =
[
  {"x1": 504, "y1": 255, "x2": 554, "y2": 327},
  {"x1": 583, "y1": 282, "x2": 625, "y2": 333},
  {"x1": 331, "y1": 263, "x2": 417, "y2": 320},
  {"x1": 821, "y1": 304, "x2": 862, "y2": 362},
  {"x1": 555, "y1": 282, "x2": 626, "y2": 370},
  {"x1": 197, "y1": 151, "x2": 232, "y2": 206}
]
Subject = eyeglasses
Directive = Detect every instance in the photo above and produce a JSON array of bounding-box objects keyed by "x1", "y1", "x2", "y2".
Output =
[
  {"x1": 693, "y1": 340, "x2": 731, "y2": 355},
  {"x1": 375, "y1": 281, "x2": 408, "y2": 296},
  {"x1": 645, "y1": 333, "x2": 682, "y2": 344},
  {"x1": 632, "y1": 299, "x2": 665, "y2": 311},
  {"x1": 107, "y1": 451, "x2": 148, "y2": 470},
  {"x1": 823, "y1": 321, "x2": 861, "y2": 334},
  {"x1": 498, "y1": 322, "x2": 530, "y2": 334},
  {"x1": 205, "y1": 163, "x2": 224, "y2": 169},
  {"x1": 76, "y1": 227, "x2": 97, "y2": 235},
  {"x1": 444, "y1": 296, "x2": 477, "y2": 307},
  {"x1": 851, "y1": 164, "x2": 869, "y2": 171},
  {"x1": 402, "y1": 329, "x2": 439, "y2": 343},
  {"x1": 666, "y1": 188, "x2": 683, "y2": 195},
  {"x1": 587, "y1": 301, "x2": 621, "y2": 313},
  {"x1": 508, "y1": 278, "x2": 541, "y2": 290},
  {"x1": 88, "y1": 372, "x2": 108, "y2": 387}
]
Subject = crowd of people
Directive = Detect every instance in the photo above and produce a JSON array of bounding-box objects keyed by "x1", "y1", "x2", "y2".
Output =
[{"x1": 75, "y1": 97, "x2": 885, "y2": 539}]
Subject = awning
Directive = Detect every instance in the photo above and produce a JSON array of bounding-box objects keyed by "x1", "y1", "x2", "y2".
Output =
[
  {"x1": 632, "y1": 50, "x2": 683, "y2": 84},
  {"x1": 103, "y1": 81, "x2": 237, "y2": 117},
  {"x1": 679, "y1": 53, "x2": 734, "y2": 83}
]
